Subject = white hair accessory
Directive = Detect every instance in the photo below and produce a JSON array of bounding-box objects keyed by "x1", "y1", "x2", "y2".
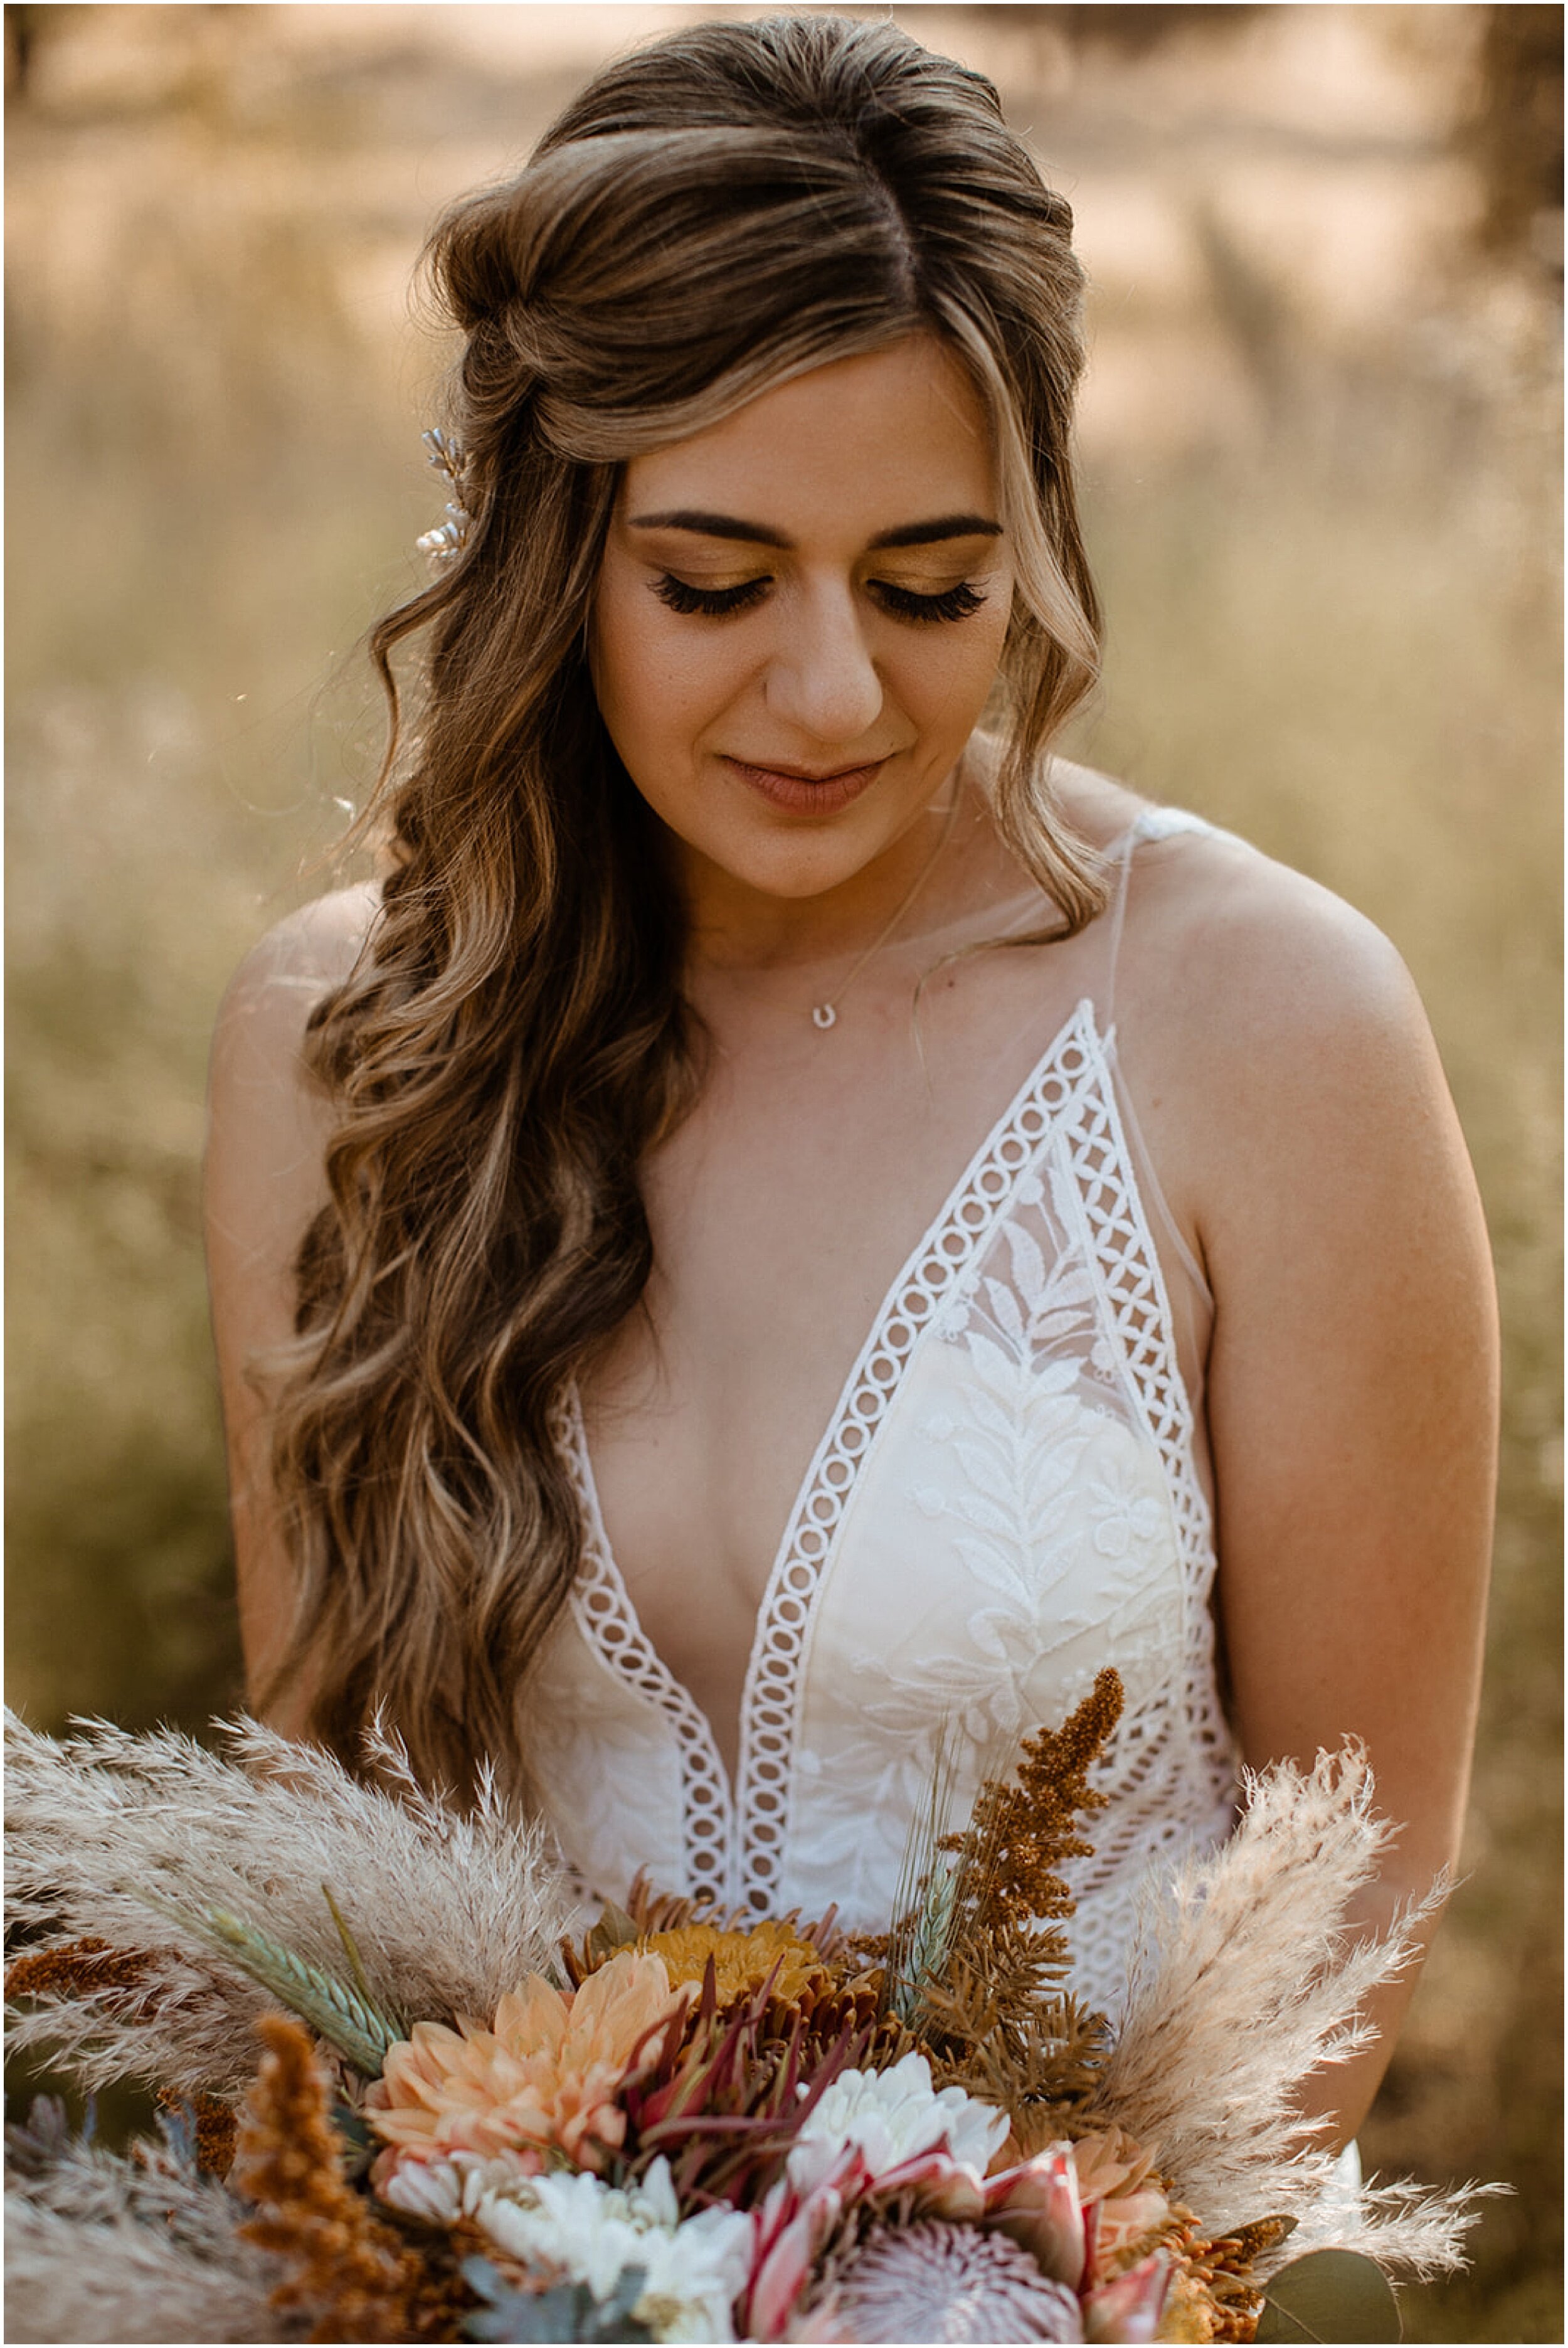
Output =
[{"x1": 415, "y1": 428, "x2": 472, "y2": 566}]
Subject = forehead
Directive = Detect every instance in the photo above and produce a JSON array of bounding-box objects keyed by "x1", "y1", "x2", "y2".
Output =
[{"x1": 620, "y1": 336, "x2": 997, "y2": 538}]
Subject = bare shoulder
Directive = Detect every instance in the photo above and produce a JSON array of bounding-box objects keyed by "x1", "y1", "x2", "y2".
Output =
[
  {"x1": 1113, "y1": 817, "x2": 1467, "y2": 1260},
  {"x1": 206, "y1": 884, "x2": 380, "y2": 1284},
  {"x1": 215, "y1": 881, "x2": 382, "y2": 1041},
  {"x1": 1135, "y1": 821, "x2": 1426, "y2": 1078}
]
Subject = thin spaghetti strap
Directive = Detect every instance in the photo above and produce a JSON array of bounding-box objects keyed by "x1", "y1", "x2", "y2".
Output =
[
  {"x1": 1098, "y1": 806, "x2": 1219, "y2": 1038},
  {"x1": 1094, "y1": 806, "x2": 1218, "y2": 1334},
  {"x1": 1098, "y1": 821, "x2": 1140, "y2": 1041}
]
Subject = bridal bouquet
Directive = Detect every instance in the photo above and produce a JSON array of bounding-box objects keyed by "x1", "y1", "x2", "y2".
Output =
[{"x1": 6, "y1": 1676, "x2": 1485, "y2": 2345}]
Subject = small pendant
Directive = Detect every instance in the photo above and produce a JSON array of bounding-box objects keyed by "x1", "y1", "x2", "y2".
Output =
[{"x1": 812, "y1": 1002, "x2": 837, "y2": 1031}]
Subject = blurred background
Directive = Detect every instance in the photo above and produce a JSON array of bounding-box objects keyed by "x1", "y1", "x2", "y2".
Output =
[{"x1": 5, "y1": 5, "x2": 1560, "y2": 2335}]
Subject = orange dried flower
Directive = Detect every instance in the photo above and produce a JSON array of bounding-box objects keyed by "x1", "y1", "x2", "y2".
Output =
[
  {"x1": 156, "y1": 2086, "x2": 238, "y2": 2180},
  {"x1": 946, "y1": 1670, "x2": 1125, "y2": 1930},
  {"x1": 234, "y1": 2013, "x2": 443, "y2": 2344},
  {"x1": 6, "y1": 1936, "x2": 157, "y2": 2006},
  {"x1": 366, "y1": 1949, "x2": 686, "y2": 2170}
]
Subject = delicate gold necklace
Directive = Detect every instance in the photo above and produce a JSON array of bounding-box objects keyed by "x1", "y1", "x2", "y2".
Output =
[{"x1": 809, "y1": 784, "x2": 963, "y2": 1031}]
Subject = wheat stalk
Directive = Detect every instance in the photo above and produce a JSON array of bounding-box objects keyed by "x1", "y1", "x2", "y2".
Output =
[{"x1": 188, "y1": 1906, "x2": 405, "y2": 2078}]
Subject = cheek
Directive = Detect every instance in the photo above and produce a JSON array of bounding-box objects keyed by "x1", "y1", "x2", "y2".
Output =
[
  {"x1": 895, "y1": 607, "x2": 1012, "y2": 723},
  {"x1": 590, "y1": 574, "x2": 742, "y2": 755}
]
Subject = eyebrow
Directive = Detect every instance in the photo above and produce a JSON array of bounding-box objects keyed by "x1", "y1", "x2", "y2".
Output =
[{"x1": 627, "y1": 509, "x2": 1003, "y2": 551}]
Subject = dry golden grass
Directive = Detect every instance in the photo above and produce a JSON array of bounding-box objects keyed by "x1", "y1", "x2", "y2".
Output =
[{"x1": 6, "y1": 9, "x2": 1559, "y2": 2338}]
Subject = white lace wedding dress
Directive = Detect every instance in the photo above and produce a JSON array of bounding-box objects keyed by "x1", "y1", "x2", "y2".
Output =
[{"x1": 529, "y1": 809, "x2": 1242, "y2": 2023}]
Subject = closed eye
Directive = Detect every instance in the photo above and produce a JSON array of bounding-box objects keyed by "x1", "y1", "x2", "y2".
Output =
[
  {"x1": 652, "y1": 573, "x2": 770, "y2": 617},
  {"x1": 651, "y1": 573, "x2": 988, "y2": 624},
  {"x1": 870, "y1": 580, "x2": 987, "y2": 624}
]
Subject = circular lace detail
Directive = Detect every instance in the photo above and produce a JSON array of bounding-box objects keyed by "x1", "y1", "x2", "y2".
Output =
[
  {"x1": 553, "y1": 992, "x2": 1238, "y2": 1938},
  {"x1": 553, "y1": 1389, "x2": 734, "y2": 1901}
]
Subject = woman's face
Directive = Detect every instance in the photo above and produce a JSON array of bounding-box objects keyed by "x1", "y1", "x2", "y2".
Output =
[{"x1": 590, "y1": 335, "x2": 1017, "y2": 911}]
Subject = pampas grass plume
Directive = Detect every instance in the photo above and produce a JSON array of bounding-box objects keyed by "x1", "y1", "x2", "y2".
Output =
[
  {"x1": 6, "y1": 1708, "x2": 577, "y2": 2097},
  {"x1": 1089, "y1": 1745, "x2": 1492, "y2": 2274},
  {"x1": 4, "y1": 2102, "x2": 287, "y2": 2344}
]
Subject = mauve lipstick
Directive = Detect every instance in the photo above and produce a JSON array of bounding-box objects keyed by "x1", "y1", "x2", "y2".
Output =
[{"x1": 721, "y1": 753, "x2": 887, "y2": 815}]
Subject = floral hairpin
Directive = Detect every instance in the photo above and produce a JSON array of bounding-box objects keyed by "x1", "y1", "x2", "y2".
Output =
[{"x1": 415, "y1": 427, "x2": 472, "y2": 566}]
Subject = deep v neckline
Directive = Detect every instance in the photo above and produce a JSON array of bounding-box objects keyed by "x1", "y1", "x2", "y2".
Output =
[{"x1": 558, "y1": 996, "x2": 1111, "y2": 1910}]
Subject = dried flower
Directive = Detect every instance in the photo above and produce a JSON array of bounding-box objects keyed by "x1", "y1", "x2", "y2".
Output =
[
  {"x1": 6, "y1": 1935, "x2": 161, "y2": 2006},
  {"x1": 4, "y1": 2094, "x2": 287, "y2": 2343},
  {"x1": 1085, "y1": 1745, "x2": 1476, "y2": 2271},
  {"x1": 638, "y1": 1922, "x2": 829, "y2": 2007},
  {"x1": 366, "y1": 1950, "x2": 687, "y2": 2170},
  {"x1": 943, "y1": 1670, "x2": 1124, "y2": 1934},
  {"x1": 475, "y1": 2156, "x2": 753, "y2": 2342},
  {"x1": 5, "y1": 1710, "x2": 576, "y2": 2101},
  {"x1": 416, "y1": 428, "x2": 472, "y2": 566},
  {"x1": 156, "y1": 2089, "x2": 238, "y2": 2181},
  {"x1": 792, "y1": 2053, "x2": 1009, "y2": 2184},
  {"x1": 828, "y1": 2220, "x2": 1084, "y2": 2342},
  {"x1": 233, "y1": 2014, "x2": 445, "y2": 2344}
]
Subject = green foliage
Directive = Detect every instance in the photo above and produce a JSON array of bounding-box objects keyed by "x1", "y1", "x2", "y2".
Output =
[
  {"x1": 1257, "y1": 2248, "x2": 1403, "y2": 2343},
  {"x1": 461, "y1": 2256, "x2": 655, "y2": 2344}
]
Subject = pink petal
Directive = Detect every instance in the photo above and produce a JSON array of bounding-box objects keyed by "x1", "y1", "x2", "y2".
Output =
[
  {"x1": 1081, "y1": 2251, "x2": 1172, "y2": 2344},
  {"x1": 750, "y1": 2212, "x2": 823, "y2": 2342},
  {"x1": 983, "y1": 2149, "x2": 1088, "y2": 2290},
  {"x1": 872, "y1": 2146, "x2": 987, "y2": 2219}
]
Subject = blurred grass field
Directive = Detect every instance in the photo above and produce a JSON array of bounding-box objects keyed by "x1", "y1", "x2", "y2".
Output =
[{"x1": 6, "y1": 7, "x2": 1560, "y2": 2339}]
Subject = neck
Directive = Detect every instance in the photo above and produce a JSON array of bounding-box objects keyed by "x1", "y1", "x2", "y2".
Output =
[{"x1": 677, "y1": 771, "x2": 974, "y2": 982}]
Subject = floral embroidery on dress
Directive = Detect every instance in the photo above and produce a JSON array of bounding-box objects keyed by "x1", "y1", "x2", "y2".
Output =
[{"x1": 543, "y1": 978, "x2": 1241, "y2": 2016}]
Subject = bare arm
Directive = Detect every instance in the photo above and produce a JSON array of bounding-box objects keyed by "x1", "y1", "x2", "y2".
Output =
[
  {"x1": 203, "y1": 886, "x2": 379, "y2": 1729},
  {"x1": 1143, "y1": 844, "x2": 1497, "y2": 2147}
]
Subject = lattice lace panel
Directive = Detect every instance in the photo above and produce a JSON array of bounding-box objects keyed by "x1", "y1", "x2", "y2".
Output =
[
  {"x1": 1036, "y1": 1029, "x2": 1237, "y2": 1987},
  {"x1": 735, "y1": 1006, "x2": 1116, "y2": 1913},
  {"x1": 553, "y1": 998, "x2": 1238, "y2": 1953},
  {"x1": 554, "y1": 1389, "x2": 734, "y2": 1903}
]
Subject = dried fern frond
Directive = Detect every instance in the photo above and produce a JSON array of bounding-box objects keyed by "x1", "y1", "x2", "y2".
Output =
[
  {"x1": 935, "y1": 1980, "x2": 1110, "y2": 2145},
  {"x1": 6, "y1": 1708, "x2": 576, "y2": 2098},
  {"x1": 1087, "y1": 1743, "x2": 1476, "y2": 2268}
]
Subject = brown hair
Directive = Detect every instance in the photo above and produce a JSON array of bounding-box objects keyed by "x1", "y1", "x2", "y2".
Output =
[{"x1": 264, "y1": 14, "x2": 1104, "y2": 1798}]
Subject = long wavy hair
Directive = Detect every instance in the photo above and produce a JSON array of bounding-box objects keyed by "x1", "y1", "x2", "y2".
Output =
[{"x1": 264, "y1": 14, "x2": 1106, "y2": 1800}]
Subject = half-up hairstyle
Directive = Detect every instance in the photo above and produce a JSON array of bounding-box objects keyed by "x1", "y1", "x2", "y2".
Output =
[{"x1": 265, "y1": 14, "x2": 1106, "y2": 1800}]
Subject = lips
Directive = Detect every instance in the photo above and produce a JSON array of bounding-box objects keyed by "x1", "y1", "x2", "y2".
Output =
[{"x1": 721, "y1": 753, "x2": 888, "y2": 815}]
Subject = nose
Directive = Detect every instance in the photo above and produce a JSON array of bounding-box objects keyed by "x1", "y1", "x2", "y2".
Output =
[{"x1": 762, "y1": 580, "x2": 883, "y2": 746}]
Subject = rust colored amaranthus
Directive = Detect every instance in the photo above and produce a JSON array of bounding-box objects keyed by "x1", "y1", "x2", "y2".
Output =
[
  {"x1": 156, "y1": 2086, "x2": 238, "y2": 2180},
  {"x1": 233, "y1": 2014, "x2": 463, "y2": 2344},
  {"x1": 914, "y1": 1672, "x2": 1125, "y2": 2122},
  {"x1": 6, "y1": 1935, "x2": 159, "y2": 2006},
  {"x1": 945, "y1": 1667, "x2": 1125, "y2": 1930}
]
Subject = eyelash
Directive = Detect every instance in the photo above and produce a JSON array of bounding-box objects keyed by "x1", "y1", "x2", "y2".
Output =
[{"x1": 651, "y1": 574, "x2": 987, "y2": 625}]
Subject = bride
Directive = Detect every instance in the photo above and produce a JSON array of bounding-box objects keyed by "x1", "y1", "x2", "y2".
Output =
[{"x1": 203, "y1": 15, "x2": 1494, "y2": 2159}]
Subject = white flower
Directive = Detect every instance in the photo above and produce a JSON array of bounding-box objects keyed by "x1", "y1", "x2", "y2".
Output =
[
  {"x1": 474, "y1": 2156, "x2": 752, "y2": 2343},
  {"x1": 377, "y1": 2147, "x2": 539, "y2": 2224},
  {"x1": 792, "y1": 2053, "x2": 1009, "y2": 2182}
]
